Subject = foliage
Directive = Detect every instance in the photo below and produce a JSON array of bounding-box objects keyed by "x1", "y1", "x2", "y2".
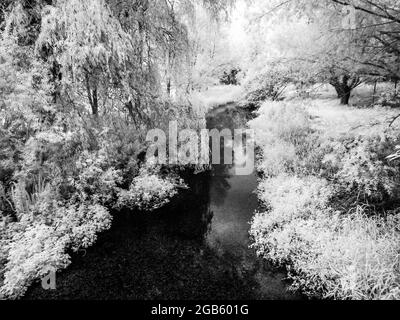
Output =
[
  {"x1": 243, "y1": 62, "x2": 292, "y2": 105},
  {"x1": 249, "y1": 100, "x2": 400, "y2": 299},
  {"x1": 0, "y1": 202, "x2": 112, "y2": 299},
  {"x1": 322, "y1": 133, "x2": 400, "y2": 201},
  {"x1": 72, "y1": 149, "x2": 122, "y2": 205},
  {"x1": 375, "y1": 86, "x2": 400, "y2": 108},
  {"x1": 116, "y1": 167, "x2": 187, "y2": 212}
]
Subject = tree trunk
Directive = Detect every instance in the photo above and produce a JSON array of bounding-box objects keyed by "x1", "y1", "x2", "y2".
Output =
[
  {"x1": 332, "y1": 82, "x2": 351, "y2": 104},
  {"x1": 340, "y1": 91, "x2": 351, "y2": 105},
  {"x1": 91, "y1": 87, "x2": 98, "y2": 116},
  {"x1": 334, "y1": 86, "x2": 341, "y2": 98},
  {"x1": 50, "y1": 60, "x2": 61, "y2": 104},
  {"x1": 167, "y1": 78, "x2": 171, "y2": 96},
  {"x1": 329, "y1": 75, "x2": 355, "y2": 105},
  {"x1": 372, "y1": 80, "x2": 377, "y2": 104},
  {"x1": 85, "y1": 73, "x2": 99, "y2": 116}
]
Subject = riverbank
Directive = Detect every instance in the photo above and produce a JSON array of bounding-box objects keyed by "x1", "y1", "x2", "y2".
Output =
[{"x1": 249, "y1": 97, "x2": 400, "y2": 299}]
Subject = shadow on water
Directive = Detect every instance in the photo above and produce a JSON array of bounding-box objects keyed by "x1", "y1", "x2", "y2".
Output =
[{"x1": 25, "y1": 104, "x2": 301, "y2": 300}]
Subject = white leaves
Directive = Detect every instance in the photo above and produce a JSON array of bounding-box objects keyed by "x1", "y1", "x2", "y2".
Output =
[
  {"x1": 116, "y1": 167, "x2": 186, "y2": 211},
  {"x1": 0, "y1": 201, "x2": 112, "y2": 299}
]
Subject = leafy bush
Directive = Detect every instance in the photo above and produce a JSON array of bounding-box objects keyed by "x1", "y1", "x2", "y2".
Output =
[
  {"x1": 0, "y1": 202, "x2": 112, "y2": 299},
  {"x1": 116, "y1": 167, "x2": 187, "y2": 212},
  {"x1": 322, "y1": 134, "x2": 400, "y2": 202},
  {"x1": 72, "y1": 149, "x2": 122, "y2": 205},
  {"x1": 375, "y1": 87, "x2": 400, "y2": 108},
  {"x1": 1, "y1": 223, "x2": 71, "y2": 299}
]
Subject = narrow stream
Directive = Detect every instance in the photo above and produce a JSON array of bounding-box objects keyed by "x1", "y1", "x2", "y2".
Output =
[
  {"x1": 26, "y1": 103, "x2": 299, "y2": 300},
  {"x1": 206, "y1": 104, "x2": 259, "y2": 257},
  {"x1": 203, "y1": 104, "x2": 297, "y2": 299}
]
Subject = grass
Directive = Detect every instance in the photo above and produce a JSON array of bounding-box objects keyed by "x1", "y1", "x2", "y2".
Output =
[{"x1": 306, "y1": 98, "x2": 400, "y2": 137}]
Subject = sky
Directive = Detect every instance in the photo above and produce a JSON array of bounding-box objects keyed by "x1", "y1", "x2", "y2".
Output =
[{"x1": 227, "y1": 0, "x2": 248, "y2": 48}]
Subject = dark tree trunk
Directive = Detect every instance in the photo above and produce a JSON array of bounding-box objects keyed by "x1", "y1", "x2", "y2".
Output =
[
  {"x1": 372, "y1": 80, "x2": 377, "y2": 104},
  {"x1": 85, "y1": 73, "x2": 99, "y2": 116},
  {"x1": 50, "y1": 61, "x2": 62, "y2": 104},
  {"x1": 329, "y1": 74, "x2": 360, "y2": 105},
  {"x1": 92, "y1": 87, "x2": 98, "y2": 116},
  {"x1": 340, "y1": 91, "x2": 351, "y2": 105},
  {"x1": 331, "y1": 81, "x2": 350, "y2": 104},
  {"x1": 333, "y1": 86, "x2": 341, "y2": 98},
  {"x1": 167, "y1": 78, "x2": 171, "y2": 96}
]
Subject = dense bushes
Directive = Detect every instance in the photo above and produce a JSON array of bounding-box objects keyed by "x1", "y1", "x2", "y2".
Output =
[{"x1": 249, "y1": 100, "x2": 400, "y2": 299}]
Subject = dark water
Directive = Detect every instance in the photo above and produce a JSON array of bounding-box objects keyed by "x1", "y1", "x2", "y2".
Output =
[
  {"x1": 203, "y1": 104, "x2": 297, "y2": 299},
  {"x1": 25, "y1": 104, "x2": 298, "y2": 300}
]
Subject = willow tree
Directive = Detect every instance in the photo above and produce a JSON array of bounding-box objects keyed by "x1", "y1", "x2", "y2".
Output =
[{"x1": 33, "y1": 0, "x2": 232, "y2": 126}]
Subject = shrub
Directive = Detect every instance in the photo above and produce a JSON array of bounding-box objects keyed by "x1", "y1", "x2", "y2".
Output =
[
  {"x1": 72, "y1": 149, "x2": 122, "y2": 205},
  {"x1": 0, "y1": 201, "x2": 112, "y2": 299},
  {"x1": 0, "y1": 223, "x2": 71, "y2": 299},
  {"x1": 10, "y1": 176, "x2": 55, "y2": 220},
  {"x1": 251, "y1": 175, "x2": 332, "y2": 264},
  {"x1": 375, "y1": 86, "x2": 400, "y2": 108},
  {"x1": 322, "y1": 134, "x2": 400, "y2": 202},
  {"x1": 116, "y1": 167, "x2": 187, "y2": 212}
]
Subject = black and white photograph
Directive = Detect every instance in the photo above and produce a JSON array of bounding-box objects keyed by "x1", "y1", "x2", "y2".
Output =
[{"x1": 1, "y1": 0, "x2": 400, "y2": 313}]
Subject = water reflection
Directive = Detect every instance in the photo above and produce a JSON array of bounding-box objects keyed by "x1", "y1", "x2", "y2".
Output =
[{"x1": 205, "y1": 104, "x2": 258, "y2": 258}]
